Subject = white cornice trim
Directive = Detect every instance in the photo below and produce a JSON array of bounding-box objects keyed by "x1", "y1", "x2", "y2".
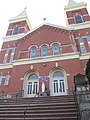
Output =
[
  {"x1": 68, "y1": 21, "x2": 90, "y2": 30},
  {"x1": 13, "y1": 52, "x2": 79, "y2": 66},
  {"x1": 0, "y1": 52, "x2": 90, "y2": 69},
  {"x1": 80, "y1": 53, "x2": 90, "y2": 60},
  {"x1": 64, "y1": 2, "x2": 87, "y2": 11},
  {"x1": 3, "y1": 33, "x2": 25, "y2": 42},
  {"x1": 0, "y1": 63, "x2": 13, "y2": 69}
]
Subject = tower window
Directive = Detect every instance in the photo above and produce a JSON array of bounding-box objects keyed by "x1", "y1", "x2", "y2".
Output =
[
  {"x1": 74, "y1": 14, "x2": 83, "y2": 24},
  {"x1": 12, "y1": 25, "x2": 19, "y2": 35}
]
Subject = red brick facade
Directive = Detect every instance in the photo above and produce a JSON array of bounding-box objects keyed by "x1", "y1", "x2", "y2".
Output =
[{"x1": 0, "y1": 1, "x2": 90, "y2": 97}]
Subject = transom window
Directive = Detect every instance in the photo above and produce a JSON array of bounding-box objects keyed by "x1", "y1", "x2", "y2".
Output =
[
  {"x1": 74, "y1": 14, "x2": 83, "y2": 24},
  {"x1": 53, "y1": 71, "x2": 64, "y2": 78},
  {"x1": 28, "y1": 74, "x2": 38, "y2": 80},
  {"x1": 12, "y1": 25, "x2": 19, "y2": 35},
  {"x1": 30, "y1": 47, "x2": 37, "y2": 58},
  {"x1": 52, "y1": 43, "x2": 60, "y2": 55},
  {"x1": 41, "y1": 45, "x2": 48, "y2": 57}
]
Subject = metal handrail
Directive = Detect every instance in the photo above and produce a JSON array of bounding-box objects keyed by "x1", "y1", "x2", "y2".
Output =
[
  {"x1": 0, "y1": 90, "x2": 24, "y2": 104},
  {"x1": 73, "y1": 90, "x2": 81, "y2": 120},
  {"x1": 15, "y1": 90, "x2": 24, "y2": 104},
  {"x1": 23, "y1": 93, "x2": 39, "y2": 120}
]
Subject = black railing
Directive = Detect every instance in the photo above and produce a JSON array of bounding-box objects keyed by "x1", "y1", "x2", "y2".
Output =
[
  {"x1": 15, "y1": 90, "x2": 24, "y2": 104},
  {"x1": 23, "y1": 93, "x2": 39, "y2": 120},
  {"x1": 0, "y1": 90, "x2": 24, "y2": 104}
]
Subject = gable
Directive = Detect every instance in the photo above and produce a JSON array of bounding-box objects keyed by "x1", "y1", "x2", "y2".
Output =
[{"x1": 19, "y1": 23, "x2": 72, "y2": 50}]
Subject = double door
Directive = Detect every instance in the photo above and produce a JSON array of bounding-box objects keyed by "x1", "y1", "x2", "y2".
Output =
[
  {"x1": 52, "y1": 78, "x2": 66, "y2": 96},
  {"x1": 27, "y1": 80, "x2": 39, "y2": 97}
]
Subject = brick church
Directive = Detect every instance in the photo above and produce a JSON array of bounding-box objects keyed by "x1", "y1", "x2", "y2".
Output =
[{"x1": 0, "y1": 0, "x2": 90, "y2": 98}]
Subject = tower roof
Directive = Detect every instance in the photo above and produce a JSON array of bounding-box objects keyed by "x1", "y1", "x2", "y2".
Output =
[
  {"x1": 9, "y1": 8, "x2": 28, "y2": 22},
  {"x1": 9, "y1": 8, "x2": 32, "y2": 30},
  {"x1": 64, "y1": 0, "x2": 87, "y2": 11},
  {"x1": 68, "y1": 0, "x2": 77, "y2": 6}
]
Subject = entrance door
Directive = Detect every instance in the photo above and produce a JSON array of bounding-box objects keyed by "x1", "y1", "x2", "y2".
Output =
[
  {"x1": 23, "y1": 73, "x2": 39, "y2": 98},
  {"x1": 27, "y1": 80, "x2": 39, "y2": 97},
  {"x1": 50, "y1": 70, "x2": 67, "y2": 96},
  {"x1": 53, "y1": 79, "x2": 66, "y2": 96}
]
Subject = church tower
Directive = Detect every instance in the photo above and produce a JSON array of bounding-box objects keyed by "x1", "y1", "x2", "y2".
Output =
[
  {"x1": 3, "y1": 8, "x2": 32, "y2": 42},
  {"x1": 64, "y1": 0, "x2": 90, "y2": 29}
]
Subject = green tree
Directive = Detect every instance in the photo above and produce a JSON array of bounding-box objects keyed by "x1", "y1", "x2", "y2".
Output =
[{"x1": 85, "y1": 59, "x2": 90, "y2": 84}]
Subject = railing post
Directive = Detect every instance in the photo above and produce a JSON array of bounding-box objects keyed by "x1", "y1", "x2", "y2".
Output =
[
  {"x1": 15, "y1": 94, "x2": 18, "y2": 104},
  {"x1": 24, "y1": 110, "x2": 26, "y2": 120}
]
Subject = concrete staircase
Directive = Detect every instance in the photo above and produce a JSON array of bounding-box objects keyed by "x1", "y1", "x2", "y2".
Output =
[{"x1": 0, "y1": 95, "x2": 78, "y2": 120}]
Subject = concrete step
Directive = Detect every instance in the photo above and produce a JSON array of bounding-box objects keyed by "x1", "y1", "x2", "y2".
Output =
[
  {"x1": 0, "y1": 95, "x2": 78, "y2": 120},
  {"x1": 0, "y1": 108, "x2": 76, "y2": 113},
  {"x1": 0, "y1": 116, "x2": 77, "y2": 120}
]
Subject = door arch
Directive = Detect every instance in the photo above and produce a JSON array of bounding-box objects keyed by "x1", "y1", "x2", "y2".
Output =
[
  {"x1": 49, "y1": 68, "x2": 68, "y2": 96},
  {"x1": 23, "y1": 71, "x2": 39, "y2": 98}
]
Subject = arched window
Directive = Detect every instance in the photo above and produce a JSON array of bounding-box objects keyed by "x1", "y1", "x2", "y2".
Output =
[
  {"x1": 74, "y1": 14, "x2": 83, "y2": 24},
  {"x1": 53, "y1": 71, "x2": 64, "y2": 78},
  {"x1": 30, "y1": 47, "x2": 37, "y2": 58},
  {"x1": 12, "y1": 25, "x2": 19, "y2": 35},
  {"x1": 28, "y1": 74, "x2": 38, "y2": 80},
  {"x1": 52, "y1": 43, "x2": 60, "y2": 55},
  {"x1": 41, "y1": 45, "x2": 48, "y2": 57},
  {"x1": 86, "y1": 35, "x2": 90, "y2": 42}
]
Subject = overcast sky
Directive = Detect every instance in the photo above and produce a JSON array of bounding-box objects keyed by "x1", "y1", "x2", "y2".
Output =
[{"x1": 0, "y1": 0, "x2": 90, "y2": 49}]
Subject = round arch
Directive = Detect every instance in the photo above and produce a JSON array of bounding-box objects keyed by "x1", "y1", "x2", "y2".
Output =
[
  {"x1": 49, "y1": 67, "x2": 68, "y2": 96},
  {"x1": 23, "y1": 70, "x2": 39, "y2": 98}
]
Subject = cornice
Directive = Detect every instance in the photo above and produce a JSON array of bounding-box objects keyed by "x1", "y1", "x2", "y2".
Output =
[
  {"x1": 13, "y1": 52, "x2": 79, "y2": 66},
  {"x1": 80, "y1": 52, "x2": 90, "y2": 60},
  {"x1": 0, "y1": 63, "x2": 13, "y2": 70},
  {"x1": 3, "y1": 33, "x2": 25, "y2": 42},
  {"x1": 64, "y1": 2, "x2": 87, "y2": 11},
  {"x1": 0, "y1": 52, "x2": 90, "y2": 69},
  {"x1": 68, "y1": 21, "x2": 90, "y2": 30}
]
